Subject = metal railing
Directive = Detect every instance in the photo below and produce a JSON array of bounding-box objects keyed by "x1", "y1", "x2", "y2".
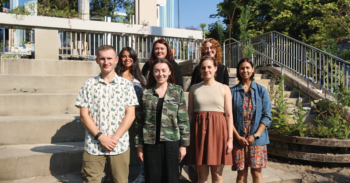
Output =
[
  {"x1": 223, "y1": 31, "x2": 350, "y2": 97},
  {"x1": 58, "y1": 30, "x2": 201, "y2": 61}
]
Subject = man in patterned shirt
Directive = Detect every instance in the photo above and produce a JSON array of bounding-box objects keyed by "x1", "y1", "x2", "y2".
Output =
[{"x1": 75, "y1": 45, "x2": 139, "y2": 183}]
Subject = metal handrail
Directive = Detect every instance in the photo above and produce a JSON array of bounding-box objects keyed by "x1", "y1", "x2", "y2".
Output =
[{"x1": 249, "y1": 31, "x2": 350, "y2": 65}]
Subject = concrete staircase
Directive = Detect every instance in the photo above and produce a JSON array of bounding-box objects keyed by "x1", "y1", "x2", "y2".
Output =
[
  {"x1": 0, "y1": 59, "x2": 97, "y2": 181},
  {"x1": 0, "y1": 58, "x2": 304, "y2": 182}
]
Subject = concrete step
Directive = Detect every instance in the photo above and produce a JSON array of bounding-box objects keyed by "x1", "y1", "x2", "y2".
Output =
[
  {"x1": 229, "y1": 68, "x2": 236, "y2": 73},
  {"x1": 0, "y1": 115, "x2": 85, "y2": 145},
  {"x1": 0, "y1": 59, "x2": 100, "y2": 76},
  {"x1": 0, "y1": 75, "x2": 94, "y2": 94},
  {"x1": 0, "y1": 142, "x2": 84, "y2": 181},
  {"x1": 0, "y1": 93, "x2": 78, "y2": 116}
]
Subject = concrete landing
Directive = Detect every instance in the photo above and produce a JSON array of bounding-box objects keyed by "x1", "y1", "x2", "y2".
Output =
[{"x1": 0, "y1": 165, "x2": 301, "y2": 183}]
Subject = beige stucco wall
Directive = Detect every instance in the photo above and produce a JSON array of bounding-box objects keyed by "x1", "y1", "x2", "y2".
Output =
[
  {"x1": 34, "y1": 28, "x2": 59, "y2": 60},
  {"x1": 135, "y1": 0, "x2": 158, "y2": 26}
]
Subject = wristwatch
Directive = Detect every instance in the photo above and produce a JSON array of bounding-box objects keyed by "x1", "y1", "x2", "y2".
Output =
[
  {"x1": 253, "y1": 134, "x2": 260, "y2": 140},
  {"x1": 135, "y1": 144, "x2": 143, "y2": 148},
  {"x1": 94, "y1": 132, "x2": 102, "y2": 140}
]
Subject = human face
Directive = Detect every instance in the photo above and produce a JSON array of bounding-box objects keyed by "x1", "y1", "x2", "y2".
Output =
[
  {"x1": 153, "y1": 63, "x2": 171, "y2": 85},
  {"x1": 200, "y1": 59, "x2": 217, "y2": 80},
  {"x1": 239, "y1": 61, "x2": 254, "y2": 81},
  {"x1": 205, "y1": 42, "x2": 216, "y2": 58},
  {"x1": 154, "y1": 43, "x2": 167, "y2": 59},
  {"x1": 120, "y1": 50, "x2": 134, "y2": 69},
  {"x1": 95, "y1": 49, "x2": 118, "y2": 75}
]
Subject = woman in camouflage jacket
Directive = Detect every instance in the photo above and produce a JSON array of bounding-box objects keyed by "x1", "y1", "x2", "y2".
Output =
[{"x1": 135, "y1": 58, "x2": 190, "y2": 183}]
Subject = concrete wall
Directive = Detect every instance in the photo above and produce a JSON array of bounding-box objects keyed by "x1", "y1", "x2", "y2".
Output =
[
  {"x1": 0, "y1": 13, "x2": 202, "y2": 39},
  {"x1": 34, "y1": 28, "x2": 59, "y2": 60},
  {"x1": 135, "y1": 0, "x2": 158, "y2": 27}
]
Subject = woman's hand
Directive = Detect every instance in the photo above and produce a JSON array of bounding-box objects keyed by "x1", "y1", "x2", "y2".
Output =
[
  {"x1": 137, "y1": 147, "x2": 144, "y2": 162},
  {"x1": 238, "y1": 136, "x2": 249, "y2": 147},
  {"x1": 179, "y1": 146, "x2": 187, "y2": 162},
  {"x1": 246, "y1": 135, "x2": 256, "y2": 145},
  {"x1": 226, "y1": 139, "x2": 233, "y2": 154}
]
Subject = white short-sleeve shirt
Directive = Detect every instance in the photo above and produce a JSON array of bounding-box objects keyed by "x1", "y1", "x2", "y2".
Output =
[{"x1": 75, "y1": 74, "x2": 139, "y2": 155}]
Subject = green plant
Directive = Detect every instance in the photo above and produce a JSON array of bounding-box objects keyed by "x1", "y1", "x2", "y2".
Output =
[
  {"x1": 341, "y1": 49, "x2": 350, "y2": 61},
  {"x1": 269, "y1": 75, "x2": 293, "y2": 135},
  {"x1": 321, "y1": 39, "x2": 340, "y2": 56},
  {"x1": 290, "y1": 92, "x2": 310, "y2": 137}
]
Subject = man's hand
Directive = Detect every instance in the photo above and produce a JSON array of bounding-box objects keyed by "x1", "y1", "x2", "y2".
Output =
[
  {"x1": 226, "y1": 139, "x2": 233, "y2": 154},
  {"x1": 98, "y1": 134, "x2": 117, "y2": 152},
  {"x1": 179, "y1": 146, "x2": 186, "y2": 162},
  {"x1": 246, "y1": 135, "x2": 255, "y2": 145},
  {"x1": 137, "y1": 147, "x2": 144, "y2": 162},
  {"x1": 238, "y1": 136, "x2": 249, "y2": 147}
]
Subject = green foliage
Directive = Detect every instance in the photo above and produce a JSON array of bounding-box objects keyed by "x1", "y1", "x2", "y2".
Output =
[
  {"x1": 321, "y1": 39, "x2": 339, "y2": 56},
  {"x1": 237, "y1": 7, "x2": 255, "y2": 58},
  {"x1": 90, "y1": 0, "x2": 126, "y2": 22},
  {"x1": 291, "y1": 92, "x2": 310, "y2": 137},
  {"x1": 206, "y1": 21, "x2": 226, "y2": 45},
  {"x1": 341, "y1": 49, "x2": 350, "y2": 61},
  {"x1": 0, "y1": 40, "x2": 3, "y2": 52},
  {"x1": 217, "y1": 23, "x2": 224, "y2": 45},
  {"x1": 269, "y1": 75, "x2": 293, "y2": 135},
  {"x1": 200, "y1": 23, "x2": 207, "y2": 40},
  {"x1": 8, "y1": 1, "x2": 81, "y2": 18},
  {"x1": 211, "y1": 0, "x2": 348, "y2": 48}
]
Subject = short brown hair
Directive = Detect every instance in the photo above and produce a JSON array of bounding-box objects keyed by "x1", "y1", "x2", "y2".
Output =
[
  {"x1": 96, "y1": 45, "x2": 117, "y2": 58},
  {"x1": 200, "y1": 38, "x2": 223, "y2": 65}
]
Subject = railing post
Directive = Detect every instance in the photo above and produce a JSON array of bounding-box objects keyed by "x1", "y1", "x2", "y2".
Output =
[{"x1": 281, "y1": 65, "x2": 284, "y2": 96}]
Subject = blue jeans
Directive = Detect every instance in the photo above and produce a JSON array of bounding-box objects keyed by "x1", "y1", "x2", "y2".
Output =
[{"x1": 140, "y1": 161, "x2": 145, "y2": 175}]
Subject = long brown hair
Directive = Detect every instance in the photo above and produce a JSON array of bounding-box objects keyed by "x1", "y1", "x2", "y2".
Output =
[
  {"x1": 148, "y1": 38, "x2": 175, "y2": 66},
  {"x1": 146, "y1": 58, "x2": 176, "y2": 88},
  {"x1": 200, "y1": 38, "x2": 223, "y2": 65}
]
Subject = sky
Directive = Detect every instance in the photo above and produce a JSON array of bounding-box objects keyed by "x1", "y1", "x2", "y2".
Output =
[{"x1": 178, "y1": 0, "x2": 224, "y2": 29}]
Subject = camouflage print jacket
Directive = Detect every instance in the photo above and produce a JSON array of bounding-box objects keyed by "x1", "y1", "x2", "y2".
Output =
[{"x1": 135, "y1": 83, "x2": 190, "y2": 146}]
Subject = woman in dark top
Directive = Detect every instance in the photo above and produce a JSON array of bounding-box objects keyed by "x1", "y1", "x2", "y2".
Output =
[
  {"x1": 141, "y1": 38, "x2": 183, "y2": 88},
  {"x1": 190, "y1": 38, "x2": 229, "y2": 87}
]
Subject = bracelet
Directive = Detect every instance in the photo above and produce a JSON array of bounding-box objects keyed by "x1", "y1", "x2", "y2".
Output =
[{"x1": 94, "y1": 132, "x2": 102, "y2": 140}]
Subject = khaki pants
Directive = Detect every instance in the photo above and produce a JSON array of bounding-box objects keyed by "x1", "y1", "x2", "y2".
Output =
[{"x1": 81, "y1": 148, "x2": 130, "y2": 183}]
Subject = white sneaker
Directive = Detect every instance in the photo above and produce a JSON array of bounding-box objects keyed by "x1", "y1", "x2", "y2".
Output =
[{"x1": 132, "y1": 174, "x2": 145, "y2": 183}]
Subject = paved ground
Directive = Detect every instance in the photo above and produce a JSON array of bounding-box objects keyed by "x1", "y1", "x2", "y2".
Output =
[
  {"x1": 0, "y1": 161, "x2": 301, "y2": 183},
  {"x1": 268, "y1": 157, "x2": 350, "y2": 183}
]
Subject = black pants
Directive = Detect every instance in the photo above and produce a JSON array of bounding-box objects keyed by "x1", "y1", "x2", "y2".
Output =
[{"x1": 143, "y1": 141, "x2": 180, "y2": 183}]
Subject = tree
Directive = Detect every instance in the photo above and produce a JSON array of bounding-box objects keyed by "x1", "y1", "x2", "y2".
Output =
[
  {"x1": 90, "y1": 0, "x2": 126, "y2": 22},
  {"x1": 238, "y1": 7, "x2": 255, "y2": 59},
  {"x1": 211, "y1": 0, "x2": 346, "y2": 48},
  {"x1": 200, "y1": 23, "x2": 207, "y2": 40},
  {"x1": 206, "y1": 21, "x2": 226, "y2": 45}
]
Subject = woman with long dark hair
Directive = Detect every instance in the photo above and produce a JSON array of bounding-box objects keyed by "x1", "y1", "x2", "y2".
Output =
[
  {"x1": 230, "y1": 58, "x2": 272, "y2": 183},
  {"x1": 135, "y1": 58, "x2": 190, "y2": 183},
  {"x1": 115, "y1": 47, "x2": 146, "y2": 183},
  {"x1": 141, "y1": 38, "x2": 183, "y2": 88}
]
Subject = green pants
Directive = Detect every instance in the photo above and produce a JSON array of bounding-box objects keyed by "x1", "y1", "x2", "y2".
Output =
[{"x1": 81, "y1": 148, "x2": 130, "y2": 183}]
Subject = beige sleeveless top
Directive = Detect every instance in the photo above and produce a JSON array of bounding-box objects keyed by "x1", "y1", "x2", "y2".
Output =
[{"x1": 193, "y1": 82, "x2": 224, "y2": 112}]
